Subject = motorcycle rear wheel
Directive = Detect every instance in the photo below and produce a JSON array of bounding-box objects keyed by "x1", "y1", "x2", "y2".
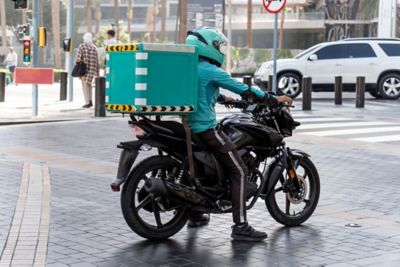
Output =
[
  {"x1": 265, "y1": 157, "x2": 320, "y2": 226},
  {"x1": 121, "y1": 156, "x2": 189, "y2": 240}
]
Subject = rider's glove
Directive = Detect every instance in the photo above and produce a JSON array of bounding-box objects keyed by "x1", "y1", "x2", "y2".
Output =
[{"x1": 241, "y1": 89, "x2": 278, "y2": 106}]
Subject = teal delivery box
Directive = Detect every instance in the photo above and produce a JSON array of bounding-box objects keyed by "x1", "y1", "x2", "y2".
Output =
[{"x1": 105, "y1": 43, "x2": 198, "y2": 114}]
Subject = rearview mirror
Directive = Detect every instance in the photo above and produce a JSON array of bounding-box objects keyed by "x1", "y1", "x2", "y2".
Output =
[{"x1": 308, "y1": 54, "x2": 318, "y2": 61}]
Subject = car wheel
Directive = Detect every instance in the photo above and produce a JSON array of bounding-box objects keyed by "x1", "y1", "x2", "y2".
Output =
[
  {"x1": 368, "y1": 90, "x2": 382, "y2": 99},
  {"x1": 378, "y1": 74, "x2": 400, "y2": 99},
  {"x1": 277, "y1": 73, "x2": 302, "y2": 98}
]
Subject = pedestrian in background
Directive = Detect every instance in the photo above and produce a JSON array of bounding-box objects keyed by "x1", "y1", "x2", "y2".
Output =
[
  {"x1": 2, "y1": 47, "x2": 18, "y2": 83},
  {"x1": 104, "y1": 29, "x2": 120, "y2": 45},
  {"x1": 76, "y1": 33, "x2": 99, "y2": 108}
]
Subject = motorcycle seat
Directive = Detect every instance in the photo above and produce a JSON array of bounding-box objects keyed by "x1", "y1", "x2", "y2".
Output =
[{"x1": 149, "y1": 120, "x2": 209, "y2": 150}]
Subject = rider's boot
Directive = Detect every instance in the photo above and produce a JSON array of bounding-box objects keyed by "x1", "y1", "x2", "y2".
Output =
[
  {"x1": 187, "y1": 212, "x2": 210, "y2": 227},
  {"x1": 231, "y1": 222, "x2": 268, "y2": 241}
]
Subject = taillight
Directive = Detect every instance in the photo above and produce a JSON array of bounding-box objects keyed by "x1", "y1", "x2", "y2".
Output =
[{"x1": 133, "y1": 126, "x2": 147, "y2": 137}]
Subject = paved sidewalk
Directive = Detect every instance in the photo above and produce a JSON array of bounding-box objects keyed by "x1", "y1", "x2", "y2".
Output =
[{"x1": 0, "y1": 79, "x2": 105, "y2": 123}]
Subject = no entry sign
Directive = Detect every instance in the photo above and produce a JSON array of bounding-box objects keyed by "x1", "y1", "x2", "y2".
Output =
[{"x1": 263, "y1": 0, "x2": 287, "y2": 13}]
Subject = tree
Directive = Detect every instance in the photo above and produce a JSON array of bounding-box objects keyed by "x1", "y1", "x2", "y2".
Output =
[
  {"x1": 0, "y1": 0, "x2": 6, "y2": 48},
  {"x1": 86, "y1": 0, "x2": 93, "y2": 34},
  {"x1": 114, "y1": 0, "x2": 120, "y2": 39},
  {"x1": 52, "y1": 0, "x2": 62, "y2": 68},
  {"x1": 95, "y1": 2, "x2": 102, "y2": 35},
  {"x1": 127, "y1": 0, "x2": 133, "y2": 42},
  {"x1": 160, "y1": 0, "x2": 166, "y2": 42},
  {"x1": 246, "y1": 0, "x2": 253, "y2": 48},
  {"x1": 178, "y1": 0, "x2": 187, "y2": 43}
]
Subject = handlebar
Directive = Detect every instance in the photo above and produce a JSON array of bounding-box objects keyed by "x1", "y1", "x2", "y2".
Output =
[{"x1": 220, "y1": 99, "x2": 294, "y2": 110}]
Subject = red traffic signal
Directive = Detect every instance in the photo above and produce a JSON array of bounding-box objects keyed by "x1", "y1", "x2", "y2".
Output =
[{"x1": 23, "y1": 39, "x2": 31, "y2": 63}]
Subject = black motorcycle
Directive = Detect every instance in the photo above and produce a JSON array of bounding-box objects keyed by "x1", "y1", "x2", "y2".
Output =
[{"x1": 111, "y1": 100, "x2": 320, "y2": 240}]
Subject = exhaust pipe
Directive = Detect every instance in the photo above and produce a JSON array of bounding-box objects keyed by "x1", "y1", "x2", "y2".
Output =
[{"x1": 145, "y1": 178, "x2": 207, "y2": 205}]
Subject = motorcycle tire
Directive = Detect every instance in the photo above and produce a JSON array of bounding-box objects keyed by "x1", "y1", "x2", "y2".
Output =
[
  {"x1": 265, "y1": 157, "x2": 320, "y2": 226},
  {"x1": 121, "y1": 156, "x2": 190, "y2": 240}
]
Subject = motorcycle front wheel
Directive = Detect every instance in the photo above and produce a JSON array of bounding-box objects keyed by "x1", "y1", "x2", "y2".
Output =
[
  {"x1": 121, "y1": 156, "x2": 189, "y2": 240},
  {"x1": 265, "y1": 157, "x2": 320, "y2": 226}
]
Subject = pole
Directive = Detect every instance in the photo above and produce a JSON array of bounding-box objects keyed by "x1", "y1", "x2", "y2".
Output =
[
  {"x1": 0, "y1": 72, "x2": 5, "y2": 102},
  {"x1": 67, "y1": 0, "x2": 74, "y2": 102},
  {"x1": 272, "y1": 13, "x2": 278, "y2": 94},
  {"x1": 334, "y1": 76, "x2": 342, "y2": 105},
  {"x1": 226, "y1": 0, "x2": 232, "y2": 73},
  {"x1": 60, "y1": 71, "x2": 67, "y2": 101},
  {"x1": 32, "y1": 0, "x2": 39, "y2": 116},
  {"x1": 94, "y1": 77, "x2": 106, "y2": 117},
  {"x1": 178, "y1": 0, "x2": 187, "y2": 43},
  {"x1": 356, "y1": 76, "x2": 365, "y2": 108},
  {"x1": 302, "y1": 77, "x2": 312, "y2": 111}
]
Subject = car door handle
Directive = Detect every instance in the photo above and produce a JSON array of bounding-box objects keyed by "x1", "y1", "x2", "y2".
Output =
[
  {"x1": 334, "y1": 64, "x2": 342, "y2": 67},
  {"x1": 369, "y1": 63, "x2": 377, "y2": 66}
]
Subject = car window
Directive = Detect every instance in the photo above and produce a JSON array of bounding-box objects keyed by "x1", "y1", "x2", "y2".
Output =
[
  {"x1": 344, "y1": 44, "x2": 376, "y2": 58},
  {"x1": 378, "y1": 43, "x2": 400, "y2": 56},
  {"x1": 294, "y1": 44, "x2": 322, "y2": 59},
  {"x1": 314, "y1": 45, "x2": 345, "y2": 60}
]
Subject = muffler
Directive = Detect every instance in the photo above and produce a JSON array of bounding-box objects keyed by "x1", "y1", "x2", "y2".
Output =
[{"x1": 145, "y1": 178, "x2": 207, "y2": 205}]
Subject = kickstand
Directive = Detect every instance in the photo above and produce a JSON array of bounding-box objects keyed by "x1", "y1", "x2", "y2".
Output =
[{"x1": 181, "y1": 115, "x2": 195, "y2": 184}]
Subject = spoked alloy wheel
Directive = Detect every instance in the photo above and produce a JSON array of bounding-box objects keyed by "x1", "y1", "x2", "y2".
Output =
[
  {"x1": 379, "y1": 74, "x2": 400, "y2": 99},
  {"x1": 121, "y1": 156, "x2": 189, "y2": 240},
  {"x1": 265, "y1": 157, "x2": 320, "y2": 226},
  {"x1": 278, "y1": 73, "x2": 302, "y2": 98}
]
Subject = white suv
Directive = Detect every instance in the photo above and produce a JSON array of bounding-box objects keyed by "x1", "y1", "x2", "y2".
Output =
[{"x1": 254, "y1": 38, "x2": 400, "y2": 99}]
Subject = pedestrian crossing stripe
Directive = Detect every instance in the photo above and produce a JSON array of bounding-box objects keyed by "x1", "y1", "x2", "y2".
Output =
[
  {"x1": 105, "y1": 104, "x2": 136, "y2": 112},
  {"x1": 140, "y1": 106, "x2": 194, "y2": 113},
  {"x1": 105, "y1": 44, "x2": 139, "y2": 52}
]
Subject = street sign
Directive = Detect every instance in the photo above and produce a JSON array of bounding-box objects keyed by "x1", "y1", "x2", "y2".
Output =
[
  {"x1": 15, "y1": 68, "x2": 54, "y2": 85},
  {"x1": 263, "y1": 0, "x2": 287, "y2": 14}
]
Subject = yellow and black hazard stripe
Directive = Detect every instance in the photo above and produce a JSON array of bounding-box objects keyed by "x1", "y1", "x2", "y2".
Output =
[
  {"x1": 105, "y1": 104, "x2": 136, "y2": 112},
  {"x1": 140, "y1": 106, "x2": 194, "y2": 113},
  {"x1": 105, "y1": 44, "x2": 139, "y2": 52}
]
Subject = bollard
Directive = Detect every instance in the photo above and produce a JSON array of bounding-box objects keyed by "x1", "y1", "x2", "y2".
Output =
[
  {"x1": 356, "y1": 76, "x2": 365, "y2": 108},
  {"x1": 95, "y1": 76, "x2": 106, "y2": 117},
  {"x1": 334, "y1": 76, "x2": 342, "y2": 105},
  {"x1": 0, "y1": 72, "x2": 5, "y2": 102},
  {"x1": 268, "y1": 75, "x2": 273, "y2": 92},
  {"x1": 60, "y1": 71, "x2": 68, "y2": 101},
  {"x1": 302, "y1": 77, "x2": 312, "y2": 111}
]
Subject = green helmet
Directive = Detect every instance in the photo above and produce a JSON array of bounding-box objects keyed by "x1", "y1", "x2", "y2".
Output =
[{"x1": 186, "y1": 27, "x2": 228, "y2": 67}]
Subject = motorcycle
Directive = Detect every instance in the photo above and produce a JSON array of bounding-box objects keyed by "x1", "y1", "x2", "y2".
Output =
[{"x1": 110, "y1": 100, "x2": 320, "y2": 240}]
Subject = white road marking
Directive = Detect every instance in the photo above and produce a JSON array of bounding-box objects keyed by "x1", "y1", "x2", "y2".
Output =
[
  {"x1": 298, "y1": 121, "x2": 395, "y2": 130},
  {"x1": 303, "y1": 126, "x2": 400, "y2": 137},
  {"x1": 351, "y1": 135, "x2": 400, "y2": 143},
  {"x1": 297, "y1": 117, "x2": 354, "y2": 123}
]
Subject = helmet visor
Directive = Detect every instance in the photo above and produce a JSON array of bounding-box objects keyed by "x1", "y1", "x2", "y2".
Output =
[{"x1": 219, "y1": 43, "x2": 228, "y2": 55}]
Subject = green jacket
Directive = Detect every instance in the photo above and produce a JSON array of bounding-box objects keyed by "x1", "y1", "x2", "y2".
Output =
[{"x1": 188, "y1": 59, "x2": 277, "y2": 133}]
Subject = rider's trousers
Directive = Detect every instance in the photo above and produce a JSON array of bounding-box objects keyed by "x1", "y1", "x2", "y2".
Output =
[{"x1": 196, "y1": 128, "x2": 248, "y2": 224}]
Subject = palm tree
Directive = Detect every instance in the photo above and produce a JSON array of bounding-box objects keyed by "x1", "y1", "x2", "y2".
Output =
[
  {"x1": 160, "y1": 0, "x2": 166, "y2": 42},
  {"x1": 178, "y1": 0, "x2": 187, "y2": 43},
  {"x1": 114, "y1": 0, "x2": 120, "y2": 40},
  {"x1": 246, "y1": 0, "x2": 252, "y2": 48},
  {"x1": 127, "y1": 0, "x2": 133, "y2": 42},
  {"x1": 1, "y1": 0, "x2": 7, "y2": 48},
  {"x1": 52, "y1": 0, "x2": 62, "y2": 68},
  {"x1": 95, "y1": 3, "x2": 102, "y2": 35},
  {"x1": 86, "y1": 0, "x2": 93, "y2": 34}
]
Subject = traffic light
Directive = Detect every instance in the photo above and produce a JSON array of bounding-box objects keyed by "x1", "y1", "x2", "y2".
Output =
[
  {"x1": 14, "y1": 0, "x2": 27, "y2": 9},
  {"x1": 38, "y1": 27, "x2": 47, "y2": 48},
  {"x1": 63, "y1": 38, "x2": 72, "y2": 52},
  {"x1": 23, "y1": 39, "x2": 31, "y2": 63}
]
